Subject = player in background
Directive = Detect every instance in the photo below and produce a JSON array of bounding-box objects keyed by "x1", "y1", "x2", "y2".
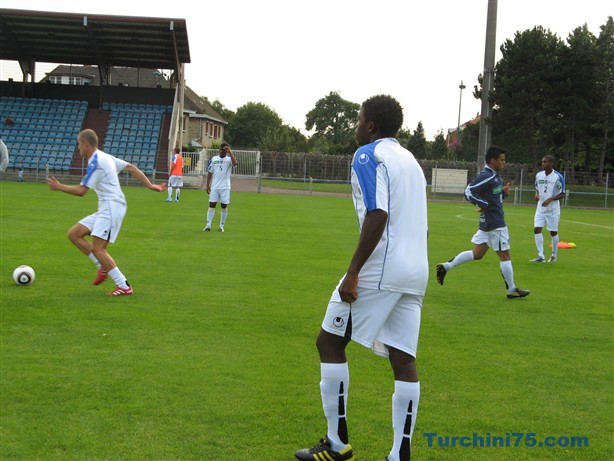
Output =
[
  {"x1": 17, "y1": 160, "x2": 24, "y2": 182},
  {"x1": 436, "y1": 146, "x2": 530, "y2": 299},
  {"x1": 0, "y1": 138, "x2": 9, "y2": 172},
  {"x1": 48, "y1": 129, "x2": 165, "y2": 296},
  {"x1": 531, "y1": 155, "x2": 565, "y2": 263},
  {"x1": 295, "y1": 95, "x2": 429, "y2": 461},
  {"x1": 203, "y1": 142, "x2": 237, "y2": 232},
  {"x1": 166, "y1": 147, "x2": 184, "y2": 202}
]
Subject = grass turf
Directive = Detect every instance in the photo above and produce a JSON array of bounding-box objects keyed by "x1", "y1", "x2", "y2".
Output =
[{"x1": 1, "y1": 181, "x2": 612, "y2": 460}]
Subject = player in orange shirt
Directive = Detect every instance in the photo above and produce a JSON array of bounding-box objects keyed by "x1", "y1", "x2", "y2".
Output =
[{"x1": 166, "y1": 147, "x2": 184, "y2": 202}]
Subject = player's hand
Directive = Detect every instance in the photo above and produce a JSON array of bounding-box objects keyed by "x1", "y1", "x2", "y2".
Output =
[
  {"x1": 478, "y1": 207, "x2": 486, "y2": 213},
  {"x1": 47, "y1": 176, "x2": 61, "y2": 190},
  {"x1": 338, "y1": 273, "x2": 359, "y2": 304},
  {"x1": 152, "y1": 183, "x2": 165, "y2": 192},
  {"x1": 503, "y1": 182, "x2": 511, "y2": 195}
]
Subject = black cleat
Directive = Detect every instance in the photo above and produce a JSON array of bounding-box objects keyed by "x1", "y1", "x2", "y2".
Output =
[
  {"x1": 295, "y1": 436, "x2": 354, "y2": 461},
  {"x1": 507, "y1": 288, "x2": 531, "y2": 299},
  {"x1": 436, "y1": 264, "x2": 447, "y2": 285}
]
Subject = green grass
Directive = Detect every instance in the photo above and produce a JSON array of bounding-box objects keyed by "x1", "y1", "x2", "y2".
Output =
[{"x1": 1, "y1": 181, "x2": 612, "y2": 461}]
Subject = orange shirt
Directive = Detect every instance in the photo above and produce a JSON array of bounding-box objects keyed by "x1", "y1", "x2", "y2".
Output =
[{"x1": 170, "y1": 154, "x2": 183, "y2": 176}]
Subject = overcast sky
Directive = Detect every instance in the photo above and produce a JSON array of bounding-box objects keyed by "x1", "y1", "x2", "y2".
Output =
[{"x1": 1, "y1": 0, "x2": 611, "y2": 139}]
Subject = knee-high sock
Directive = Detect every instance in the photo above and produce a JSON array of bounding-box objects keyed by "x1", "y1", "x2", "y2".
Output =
[
  {"x1": 220, "y1": 208, "x2": 228, "y2": 226},
  {"x1": 206, "y1": 208, "x2": 215, "y2": 227},
  {"x1": 551, "y1": 235, "x2": 559, "y2": 257},
  {"x1": 175, "y1": 188, "x2": 180, "y2": 200},
  {"x1": 320, "y1": 362, "x2": 349, "y2": 451},
  {"x1": 534, "y1": 233, "x2": 544, "y2": 258},
  {"x1": 167, "y1": 186, "x2": 173, "y2": 199},
  {"x1": 500, "y1": 260, "x2": 515, "y2": 292},
  {"x1": 108, "y1": 267, "x2": 129, "y2": 289},
  {"x1": 389, "y1": 381, "x2": 420, "y2": 461},
  {"x1": 444, "y1": 250, "x2": 474, "y2": 271},
  {"x1": 88, "y1": 253, "x2": 101, "y2": 269}
]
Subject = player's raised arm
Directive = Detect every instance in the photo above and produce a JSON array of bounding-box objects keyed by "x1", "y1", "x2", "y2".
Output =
[{"x1": 123, "y1": 163, "x2": 165, "y2": 192}]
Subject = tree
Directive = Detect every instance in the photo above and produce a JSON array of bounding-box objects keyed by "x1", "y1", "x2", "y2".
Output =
[
  {"x1": 407, "y1": 121, "x2": 427, "y2": 158},
  {"x1": 209, "y1": 98, "x2": 235, "y2": 123},
  {"x1": 430, "y1": 129, "x2": 448, "y2": 159},
  {"x1": 259, "y1": 125, "x2": 309, "y2": 152},
  {"x1": 490, "y1": 26, "x2": 566, "y2": 167},
  {"x1": 225, "y1": 102, "x2": 283, "y2": 148},
  {"x1": 595, "y1": 16, "x2": 614, "y2": 183},
  {"x1": 305, "y1": 91, "x2": 359, "y2": 154}
]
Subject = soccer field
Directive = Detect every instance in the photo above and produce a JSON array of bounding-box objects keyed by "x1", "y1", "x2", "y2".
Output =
[{"x1": 1, "y1": 181, "x2": 612, "y2": 461}]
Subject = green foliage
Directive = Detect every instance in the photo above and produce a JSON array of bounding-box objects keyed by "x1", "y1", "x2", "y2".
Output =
[
  {"x1": 225, "y1": 102, "x2": 283, "y2": 148},
  {"x1": 1, "y1": 182, "x2": 612, "y2": 460},
  {"x1": 305, "y1": 91, "x2": 359, "y2": 154},
  {"x1": 430, "y1": 129, "x2": 449, "y2": 160},
  {"x1": 407, "y1": 121, "x2": 428, "y2": 158}
]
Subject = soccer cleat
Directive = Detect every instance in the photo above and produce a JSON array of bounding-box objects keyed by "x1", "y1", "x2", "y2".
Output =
[
  {"x1": 164, "y1": 198, "x2": 172, "y2": 202},
  {"x1": 174, "y1": 199, "x2": 179, "y2": 202},
  {"x1": 108, "y1": 286, "x2": 133, "y2": 296},
  {"x1": 529, "y1": 256, "x2": 546, "y2": 262},
  {"x1": 548, "y1": 255, "x2": 557, "y2": 263},
  {"x1": 203, "y1": 226, "x2": 211, "y2": 232},
  {"x1": 295, "y1": 436, "x2": 354, "y2": 461},
  {"x1": 436, "y1": 264, "x2": 447, "y2": 285},
  {"x1": 507, "y1": 288, "x2": 530, "y2": 299},
  {"x1": 93, "y1": 268, "x2": 108, "y2": 285},
  {"x1": 218, "y1": 226, "x2": 224, "y2": 232}
]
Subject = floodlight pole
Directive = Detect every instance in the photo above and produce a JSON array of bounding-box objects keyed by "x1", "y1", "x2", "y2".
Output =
[
  {"x1": 477, "y1": 0, "x2": 498, "y2": 171},
  {"x1": 456, "y1": 80, "x2": 466, "y2": 146}
]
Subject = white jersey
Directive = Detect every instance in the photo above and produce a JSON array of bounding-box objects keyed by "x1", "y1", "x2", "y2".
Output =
[
  {"x1": 207, "y1": 155, "x2": 234, "y2": 190},
  {"x1": 81, "y1": 150, "x2": 129, "y2": 207},
  {"x1": 0, "y1": 139, "x2": 8, "y2": 172},
  {"x1": 535, "y1": 169, "x2": 565, "y2": 214},
  {"x1": 350, "y1": 138, "x2": 429, "y2": 295}
]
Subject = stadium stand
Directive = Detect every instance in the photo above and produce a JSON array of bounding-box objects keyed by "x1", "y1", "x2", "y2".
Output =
[
  {"x1": 102, "y1": 102, "x2": 173, "y2": 175},
  {"x1": 0, "y1": 96, "x2": 87, "y2": 172}
]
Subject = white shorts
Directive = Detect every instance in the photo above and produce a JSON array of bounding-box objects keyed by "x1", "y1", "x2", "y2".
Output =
[
  {"x1": 322, "y1": 284, "x2": 423, "y2": 358},
  {"x1": 471, "y1": 226, "x2": 510, "y2": 252},
  {"x1": 79, "y1": 201, "x2": 127, "y2": 244},
  {"x1": 209, "y1": 188, "x2": 231, "y2": 204},
  {"x1": 168, "y1": 175, "x2": 183, "y2": 188},
  {"x1": 534, "y1": 209, "x2": 560, "y2": 232}
]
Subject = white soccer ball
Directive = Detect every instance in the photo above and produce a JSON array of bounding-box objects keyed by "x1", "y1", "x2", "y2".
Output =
[{"x1": 13, "y1": 265, "x2": 35, "y2": 286}]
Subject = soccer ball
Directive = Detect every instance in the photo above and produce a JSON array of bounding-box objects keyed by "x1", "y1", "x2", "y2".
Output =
[{"x1": 13, "y1": 265, "x2": 35, "y2": 286}]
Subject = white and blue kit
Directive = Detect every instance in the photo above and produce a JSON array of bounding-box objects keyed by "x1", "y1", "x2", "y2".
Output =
[
  {"x1": 322, "y1": 138, "x2": 428, "y2": 358},
  {"x1": 534, "y1": 169, "x2": 565, "y2": 231},
  {"x1": 79, "y1": 150, "x2": 128, "y2": 243},
  {"x1": 207, "y1": 155, "x2": 234, "y2": 204}
]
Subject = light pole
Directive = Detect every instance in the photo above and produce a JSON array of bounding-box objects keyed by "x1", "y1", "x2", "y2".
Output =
[{"x1": 456, "y1": 80, "x2": 466, "y2": 146}]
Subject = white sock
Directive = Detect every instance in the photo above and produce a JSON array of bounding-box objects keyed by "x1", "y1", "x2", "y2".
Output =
[
  {"x1": 444, "y1": 250, "x2": 474, "y2": 270},
  {"x1": 534, "y1": 233, "x2": 544, "y2": 258},
  {"x1": 167, "y1": 186, "x2": 172, "y2": 199},
  {"x1": 206, "y1": 208, "x2": 215, "y2": 227},
  {"x1": 220, "y1": 208, "x2": 228, "y2": 227},
  {"x1": 388, "y1": 381, "x2": 420, "y2": 461},
  {"x1": 551, "y1": 235, "x2": 559, "y2": 257},
  {"x1": 88, "y1": 253, "x2": 102, "y2": 269},
  {"x1": 175, "y1": 189, "x2": 180, "y2": 200},
  {"x1": 320, "y1": 362, "x2": 350, "y2": 451},
  {"x1": 108, "y1": 267, "x2": 129, "y2": 289},
  {"x1": 500, "y1": 260, "x2": 516, "y2": 292}
]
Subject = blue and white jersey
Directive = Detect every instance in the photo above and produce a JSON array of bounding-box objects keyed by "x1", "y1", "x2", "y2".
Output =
[
  {"x1": 351, "y1": 138, "x2": 428, "y2": 295},
  {"x1": 207, "y1": 155, "x2": 234, "y2": 190},
  {"x1": 535, "y1": 169, "x2": 565, "y2": 214},
  {"x1": 464, "y1": 166, "x2": 507, "y2": 232},
  {"x1": 81, "y1": 150, "x2": 128, "y2": 206}
]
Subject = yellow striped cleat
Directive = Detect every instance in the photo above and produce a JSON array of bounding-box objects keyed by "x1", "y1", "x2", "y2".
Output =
[{"x1": 295, "y1": 436, "x2": 354, "y2": 461}]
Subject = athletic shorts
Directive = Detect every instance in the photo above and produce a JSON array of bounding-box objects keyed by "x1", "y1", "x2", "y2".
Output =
[
  {"x1": 79, "y1": 201, "x2": 127, "y2": 244},
  {"x1": 210, "y1": 188, "x2": 231, "y2": 204},
  {"x1": 168, "y1": 175, "x2": 183, "y2": 188},
  {"x1": 534, "y1": 208, "x2": 560, "y2": 232},
  {"x1": 322, "y1": 283, "x2": 423, "y2": 359},
  {"x1": 471, "y1": 226, "x2": 510, "y2": 252}
]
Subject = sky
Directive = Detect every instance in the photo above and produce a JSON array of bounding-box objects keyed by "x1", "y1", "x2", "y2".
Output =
[{"x1": 0, "y1": 0, "x2": 611, "y2": 139}]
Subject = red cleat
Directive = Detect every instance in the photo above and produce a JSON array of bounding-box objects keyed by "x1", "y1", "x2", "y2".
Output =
[
  {"x1": 107, "y1": 286, "x2": 133, "y2": 296},
  {"x1": 93, "y1": 268, "x2": 108, "y2": 285}
]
